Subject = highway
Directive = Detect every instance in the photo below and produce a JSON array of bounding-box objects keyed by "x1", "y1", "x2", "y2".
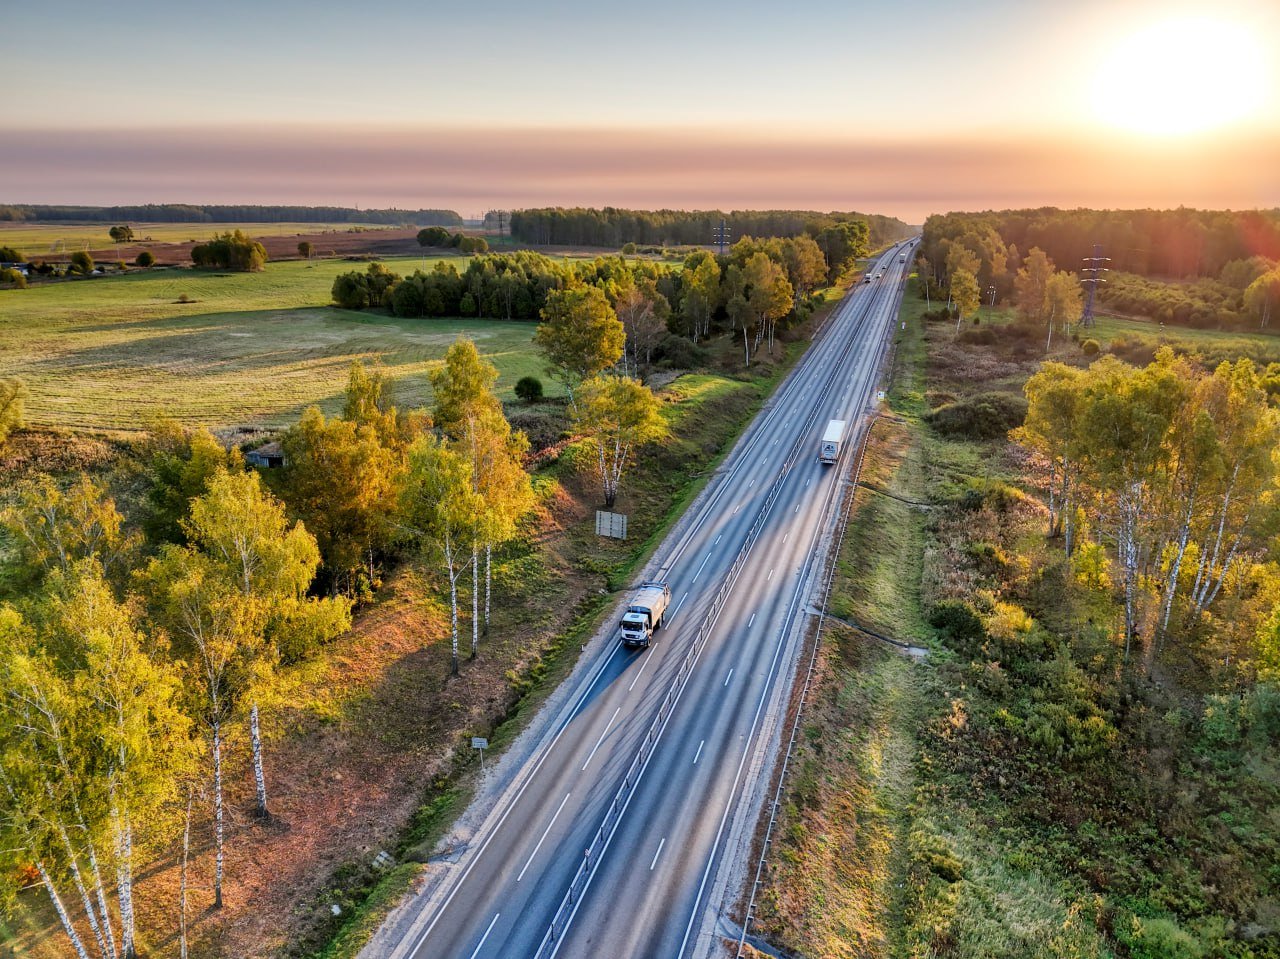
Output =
[{"x1": 369, "y1": 241, "x2": 915, "y2": 959}]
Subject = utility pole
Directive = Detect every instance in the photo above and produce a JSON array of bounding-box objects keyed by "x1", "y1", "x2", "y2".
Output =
[
  {"x1": 496, "y1": 210, "x2": 507, "y2": 246},
  {"x1": 1081, "y1": 244, "x2": 1110, "y2": 328},
  {"x1": 712, "y1": 218, "x2": 730, "y2": 255}
]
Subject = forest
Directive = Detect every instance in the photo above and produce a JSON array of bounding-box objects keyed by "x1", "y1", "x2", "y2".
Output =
[
  {"x1": 920, "y1": 209, "x2": 1280, "y2": 332},
  {"x1": 0, "y1": 205, "x2": 462, "y2": 226},
  {"x1": 333, "y1": 230, "x2": 855, "y2": 368},
  {"x1": 507, "y1": 206, "x2": 910, "y2": 249}
]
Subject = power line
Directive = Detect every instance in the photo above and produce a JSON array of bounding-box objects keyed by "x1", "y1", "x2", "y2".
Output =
[
  {"x1": 1080, "y1": 243, "x2": 1110, "y2": 328},
  {"x1": 712, "y1": 218, "x2": 731, "y2": 255}
]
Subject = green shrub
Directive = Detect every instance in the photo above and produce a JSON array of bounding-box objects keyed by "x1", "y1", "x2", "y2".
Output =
[
  {"x1": 514, "y1": 376, "x2": 544, "y2": 403},
  {"x1": 621, "y1": 242, "x2": 637, "y2": 255},
  {"x1": 135, "y1": 251, "x2": 155, "y2": 267},
  {"x1": 929, "y1": 600, "x2": 986, "y2": 654},
  {"x1": 0, "y1": 245, "x2": 23, "y2": 262},
  {"x1": 69, "y1": 250, "x2": 94, "y2": 274},
  {"x1": 0, "y1": 267, "x2": 26, "y2": 289},
  {"x1": 924, "y1": 392, "x2": 1028, "y2": 440},
  {"x1": 1081, "y1": 338, "x2": 1100, "y2": 355},
  {"x1": 656, "y1": 333, "x2": 708, "y2": 370}
]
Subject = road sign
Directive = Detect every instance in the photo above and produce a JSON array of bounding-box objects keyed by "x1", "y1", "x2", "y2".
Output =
[
  {"x1": 471, "y1": 737, "x2": 488, "y2": 750},
  {"x1": 595, "y1": 510, "x2": 628, "y2": 539}
]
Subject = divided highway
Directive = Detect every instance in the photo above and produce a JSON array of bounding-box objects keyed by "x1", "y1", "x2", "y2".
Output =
[{"x1": 372, "y1": 242, "x2": 915, "y2": 959}]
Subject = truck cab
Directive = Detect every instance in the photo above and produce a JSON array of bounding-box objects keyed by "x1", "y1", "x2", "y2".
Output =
[{"x1": 621, "y1": 581, "x2": 672, "y2": 647}]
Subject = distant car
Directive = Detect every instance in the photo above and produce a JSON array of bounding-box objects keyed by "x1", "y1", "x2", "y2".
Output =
[
  {"x1": 863, "y1": 274, "x2": 872, "y2": 283},
  {"x1": 875, "y1": 271, "x2": 883, "y2": 279}
]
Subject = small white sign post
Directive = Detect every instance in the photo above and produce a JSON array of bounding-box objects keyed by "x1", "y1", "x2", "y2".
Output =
[{"x1": 472, "y1": 736, "x2": 488, "y2": 772}]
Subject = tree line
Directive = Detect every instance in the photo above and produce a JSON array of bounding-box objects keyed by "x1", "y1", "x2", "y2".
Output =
[
  {"x1": 335, "y1": 231, "x2": 864, "y2": 370},
  {"x1": 0, "y1": 205, "x2": 463, "y2": 226},
  {"x1": 508, "y1": 206, "x2": 909, "y2": 250},
  {"x1": 921, "y1": 209, "x2": 1280, "y2": 332}
]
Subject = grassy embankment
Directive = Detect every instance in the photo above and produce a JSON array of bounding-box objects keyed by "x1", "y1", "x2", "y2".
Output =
[{"x1": 754, "y1": 286, "x2": 1280, "y2": 959}]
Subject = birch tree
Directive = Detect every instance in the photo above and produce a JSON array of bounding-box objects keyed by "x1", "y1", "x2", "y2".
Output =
[
  {"x1": 2, "y1": 475, "x2": 136, "y2": 582},
  {"x1": 400, "y1": 436, "x2": 484, "y2": 675},
  {"x1": 572, "y1": 376, "x2": 668, "y2": 509},
  {"x1": 950, "y1": 268, "x2": 980, "y2": 333},
  {"x1": 182, "y1": 470, "x2": 347, "y2": 820},
  {"x1": 680, "y1": 251, "x2": 721, "y2": 342}
]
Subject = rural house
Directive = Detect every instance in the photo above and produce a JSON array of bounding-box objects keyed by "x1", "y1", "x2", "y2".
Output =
[{"x1": 245, "y1": 440, "x2": 286, "y2": 468}]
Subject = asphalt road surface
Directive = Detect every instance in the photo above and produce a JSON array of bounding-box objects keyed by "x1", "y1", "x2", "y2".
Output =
[{"x1": 378, "y1": 241, "x2": 915, "y2": 959}]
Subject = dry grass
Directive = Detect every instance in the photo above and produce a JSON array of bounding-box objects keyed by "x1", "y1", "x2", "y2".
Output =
[{"x1": 0, "y1": 256, "x2": 552, "y2": 432}]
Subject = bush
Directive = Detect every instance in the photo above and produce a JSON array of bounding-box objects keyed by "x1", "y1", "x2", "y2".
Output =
[
  {"x1": 924, "y1": 391, "x2": 1027, "y2": 440},
  {"x1": 69, "y1": 250, "x2": 94, "y2": 275},
  {"x1": 0, "y1": 245, "x2": 23, "y2": 262},
  {"x1": 135, "y1": 251, "x2": 155, "y2": 267},
  {"x1": 191, "y1": 230, "x2": 267, "y2": 271},
  {"x1": 417, "y1": 226, "x2": 452, "y2": 247},
  {"x1": 1081, "y1": 338, "x2": 1101, "y2": 355},
  {"x1": 621, "y1": 242, "x2": 637, "y2": 255},
  {"x1": 514, "y1": 376, "x2": 544, "y2": 403},
  {"x1": 655, "y1": 333, "x2": 708, "y2": 370},
  {"x1": 0, "y1": 267, "x2": 26, "y2": 289},
  {"x1": 929, "y1": 600, "x2": 986, "y2": 654}
]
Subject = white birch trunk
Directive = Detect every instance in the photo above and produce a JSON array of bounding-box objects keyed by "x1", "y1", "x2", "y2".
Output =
[
  {"x1": 180, "y1": 792, "x2": 193, "y2": 959},
  {"x1": 53, "y1": 819, "x2": 110, "y2": 959},
  {"x1": 38, "y1": 860, "x2": 92, "y2": 959},
  {"x1": 213, "y1": 719, "x2": 224, "y2": 909},
  {"x1": 250, "y1": 701, "x2": 269, "y2": 819},
  {"x1": 484, "y1": 543, "x2": 492, "y2": 635},
  {"x1": 111, "y1": 795, "x2": 133, "y2": 959},
  {"x1": 471, "y1": 549, "x2": 479, "y2": 659}
]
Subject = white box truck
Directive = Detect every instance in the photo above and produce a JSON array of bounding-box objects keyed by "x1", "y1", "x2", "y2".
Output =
[
  {"x1": 820, "y1": 419, "x2": 845, "y2": 464},
  {"x1": 620, "y1": 581, "x2": 671, "y2": 647}
]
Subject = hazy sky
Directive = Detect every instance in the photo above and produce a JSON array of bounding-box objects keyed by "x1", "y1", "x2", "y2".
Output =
[{"x1": 3, "y1": 0, "x2": 1278, "y2": 221}]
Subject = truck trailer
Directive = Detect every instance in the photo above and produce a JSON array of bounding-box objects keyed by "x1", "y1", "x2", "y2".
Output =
[
  {"x1": 820, "y1": 419, "x2": 846, "y2": 464},
  {"x1": 620, "y1": 581, "x2": 672, "y2": 647}
]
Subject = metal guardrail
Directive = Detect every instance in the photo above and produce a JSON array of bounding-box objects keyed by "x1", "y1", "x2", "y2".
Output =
[
  {"x1": 533, "y1": 260, "x2": 899, "y2": 959},
  {"x1": 733, "y1": 254, "x2": 911, "y2": 957},
  {"x1": 733, "y1": 410, "x2": 878, "y2": 958}
]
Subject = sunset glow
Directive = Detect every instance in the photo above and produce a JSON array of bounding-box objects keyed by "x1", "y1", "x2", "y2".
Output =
[{"x1": 1092, "y1": 16, "x2": 1270, "y2": 136}]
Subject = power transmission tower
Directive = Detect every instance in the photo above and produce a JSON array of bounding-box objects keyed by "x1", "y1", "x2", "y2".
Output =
[
  {"x1": 496, "y1": 210, "x2": 507, "y2": 246},
  {"x1": 712, "y1": 218, "x2": 731, "y2": 254},
  {"x1": 1080, "y1": 244, "x2": 1110, "y2": 328}
]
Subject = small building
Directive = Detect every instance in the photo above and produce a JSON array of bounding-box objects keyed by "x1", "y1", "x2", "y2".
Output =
[{"x1": 245, "y1": 441, "x2": 286, "y2": 468}]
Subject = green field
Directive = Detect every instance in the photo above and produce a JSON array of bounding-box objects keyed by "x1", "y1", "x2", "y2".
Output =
[
  {"x1": 0, "y1": 255, "x2": 560, "y2": 432},
  {"x1": 0, "y1": 221, "x2": 397, "y2": 256}
]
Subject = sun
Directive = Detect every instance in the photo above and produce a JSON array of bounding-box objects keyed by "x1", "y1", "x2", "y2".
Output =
[{"x1": 1091, "y1": 16, "x2": 1269, "y2": 136}]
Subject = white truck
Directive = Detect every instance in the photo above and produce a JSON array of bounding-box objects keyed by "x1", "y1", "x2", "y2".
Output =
[
  {"x1": 620, "y1": 581, "x2": 672, "y2": 647},
  {"x1": 820, "y1": 419, "x2": 845, "y2": 464}
]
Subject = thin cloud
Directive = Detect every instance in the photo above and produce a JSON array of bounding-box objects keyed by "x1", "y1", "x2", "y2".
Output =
[{"x1": 3, "y1": 127, "x2": 1277, "y2": 222}]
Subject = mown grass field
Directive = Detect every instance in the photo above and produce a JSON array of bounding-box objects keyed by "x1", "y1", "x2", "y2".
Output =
[
  {"x1": 0, "y1": 221, "x2": 396, "y2": 255},
  {"x1": 0, "y1": 255, "x2": 571, "y2": 432}
]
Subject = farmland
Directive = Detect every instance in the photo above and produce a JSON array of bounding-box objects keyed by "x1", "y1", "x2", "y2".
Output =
[
  {"x1": 0, "y1": 221, "x2": 397, "y2": 255},
  {"x1": 0, "y1": 255, "x2": 562, "y2": 432}
]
